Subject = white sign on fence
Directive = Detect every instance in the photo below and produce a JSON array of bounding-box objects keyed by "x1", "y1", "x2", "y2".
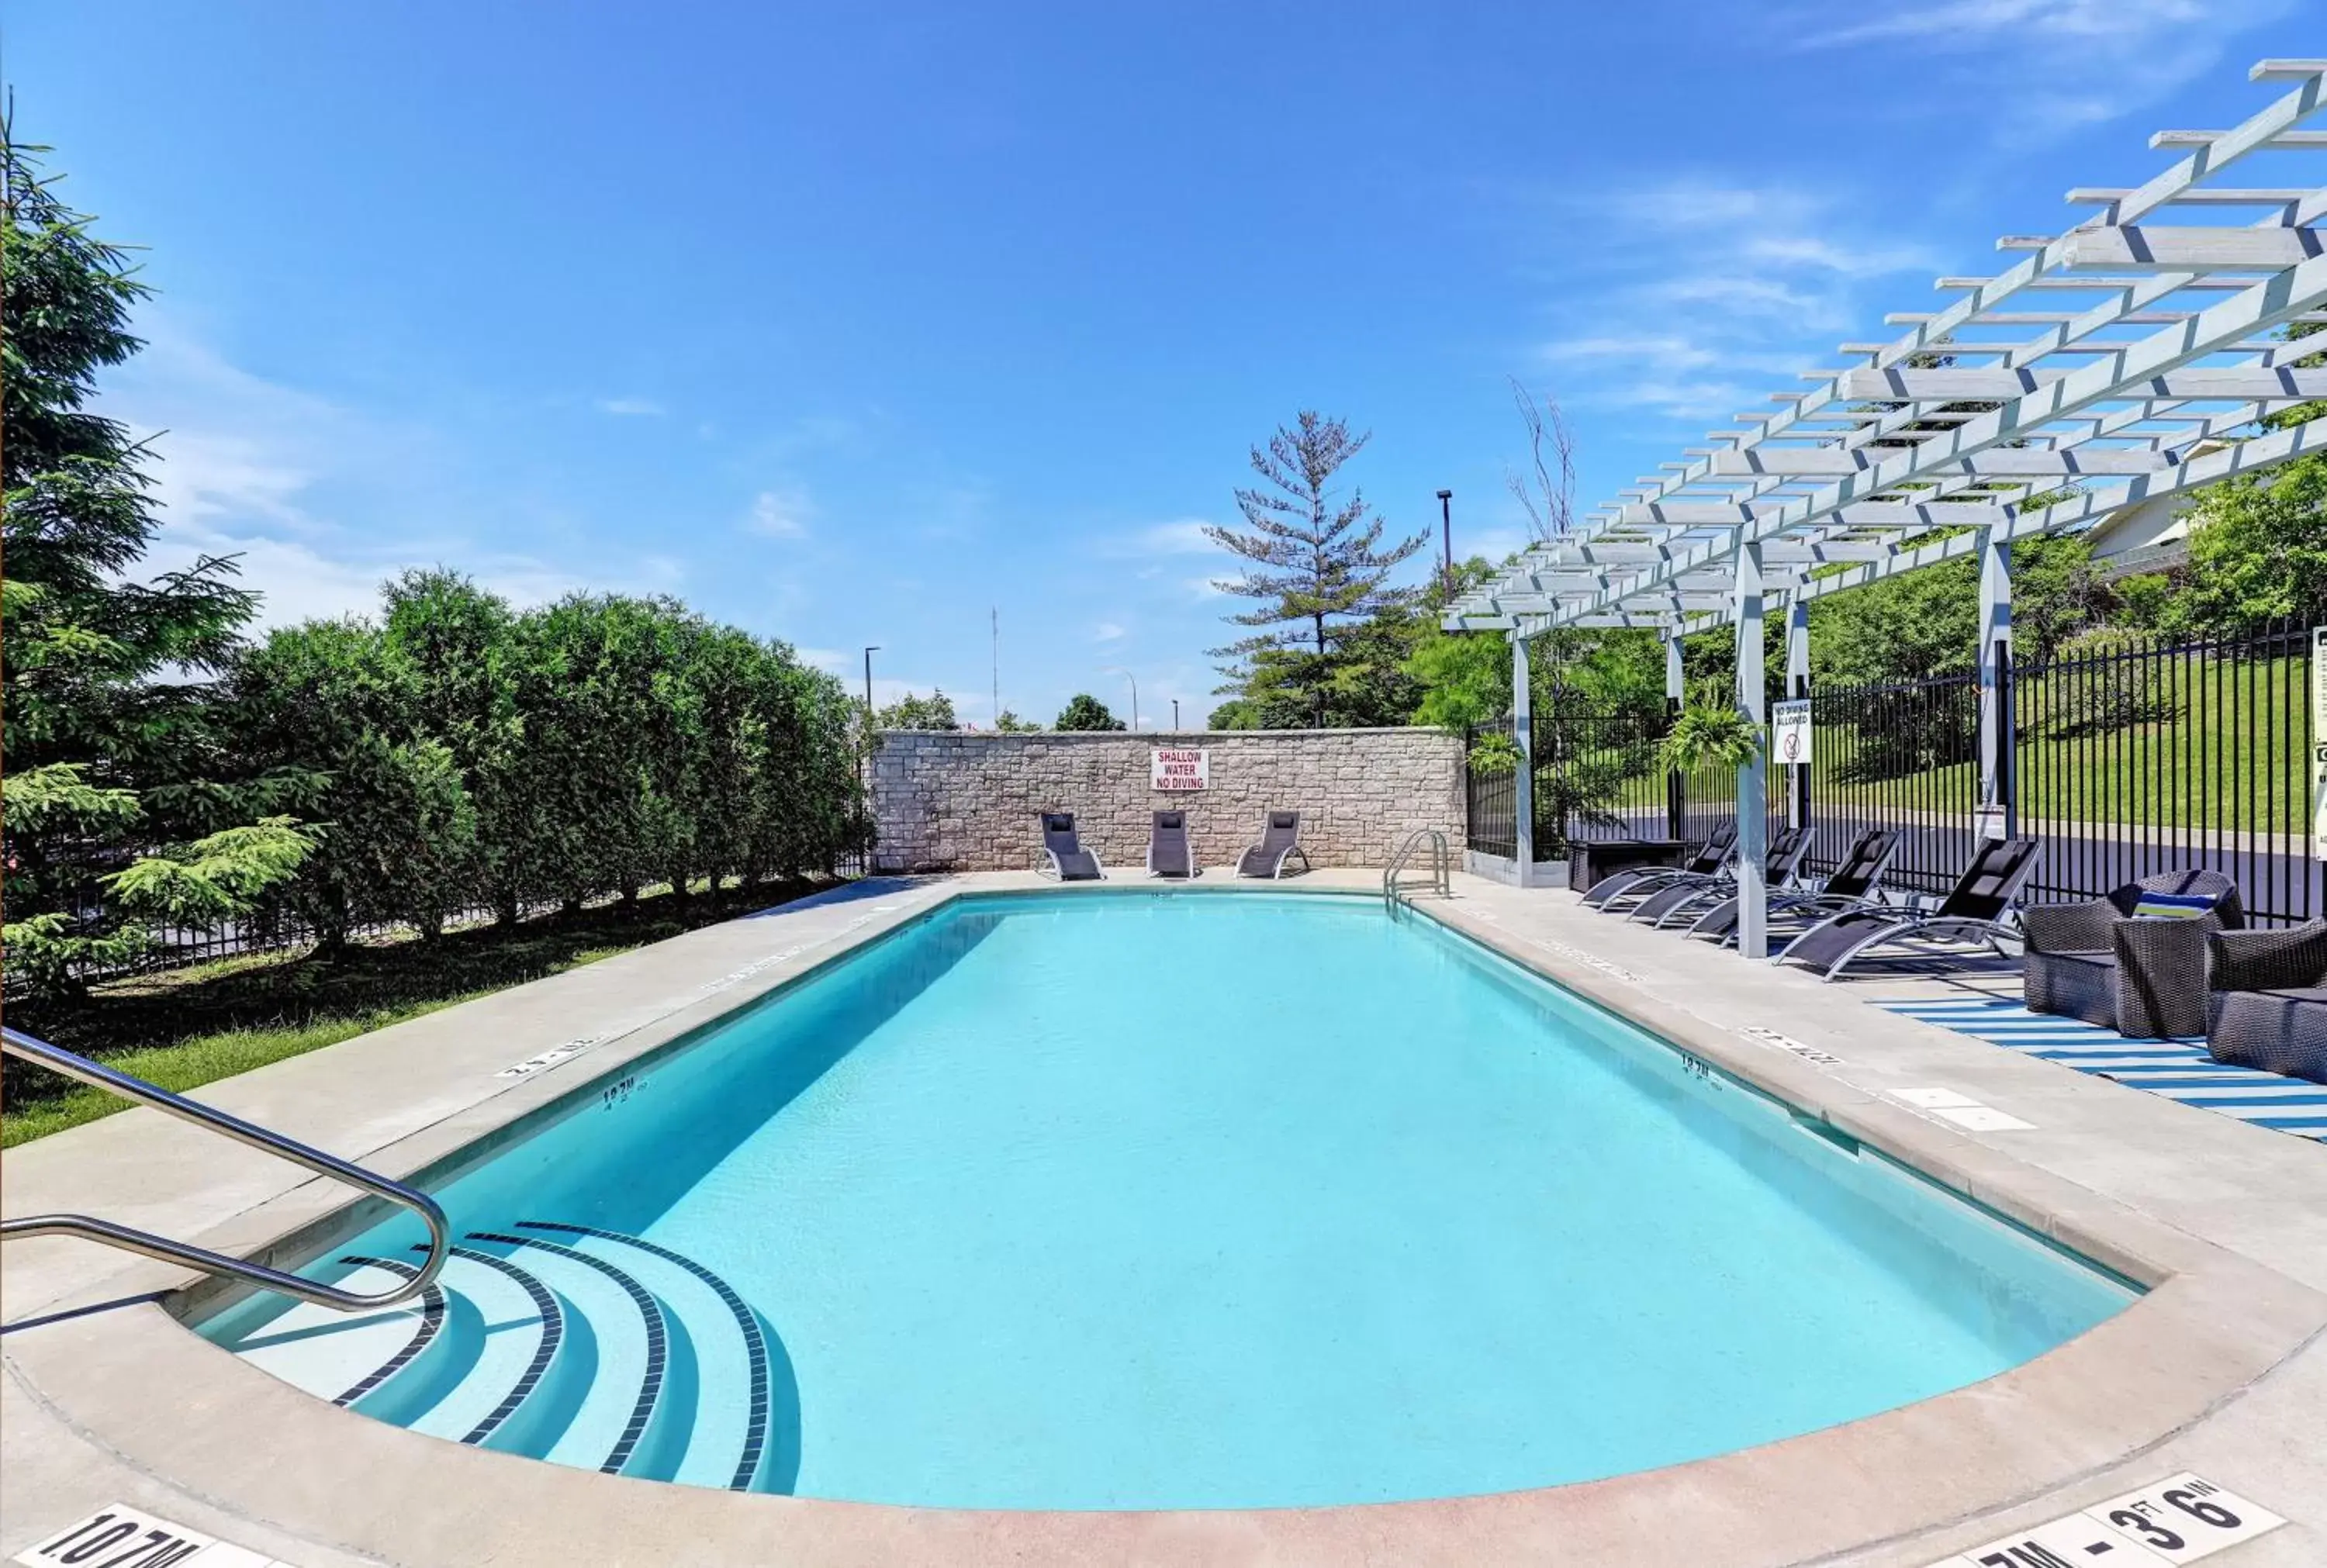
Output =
[
  {"x1": 1152, "y1": 747, "x2": 1208, "y2": 792},
  {"x1": 2313, "y1": 626, "x2": 2327, "y2": 861},
  {"x1": 1771, "y1": 699, "x2": 1812, "y2": 766}
]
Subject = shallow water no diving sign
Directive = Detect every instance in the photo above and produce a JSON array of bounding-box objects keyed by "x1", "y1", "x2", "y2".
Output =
[
  {"x1": 2313, "y1": 625, "x2": 2327, "y2": 861},
  {"x1": 1152, "y1": 746, "x2": 1208, "y2": 791}
]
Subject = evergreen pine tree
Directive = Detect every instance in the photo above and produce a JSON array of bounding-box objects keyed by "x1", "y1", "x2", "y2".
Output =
[{"x1": 1205, "y1": 412, "x2": 1426, "y2": 727}]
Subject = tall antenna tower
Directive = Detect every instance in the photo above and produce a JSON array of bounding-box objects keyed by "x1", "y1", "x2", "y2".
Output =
[{"x1": 991, "y1": 606, "x2": 1000, "y2": 727}]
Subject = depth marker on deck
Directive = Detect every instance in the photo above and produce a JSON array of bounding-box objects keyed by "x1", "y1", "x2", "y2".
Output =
[
  {"x1": 16, "y1": 1502, "x2": 299, "y2": 1566},
  {"x1": 1922, "y1": 1470, "x2": 2284, "y2": 1565}
]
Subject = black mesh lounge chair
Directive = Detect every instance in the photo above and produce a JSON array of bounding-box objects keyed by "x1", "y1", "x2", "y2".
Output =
[
  {"x1": 2023, "y1": 869, "x2": 2243, "y2": 1039},
  {"x1": 1686, "y1": 827, "x2": 1903, "y2": 946},
  {"x1": 1236, "y1": 811, "x2": 1310, "y2": 879},
  {"x1": 1147, "y1": 810, "x2": 1197, "y2": 879},
  {"x1": 1037, "y1": 811, "x2": 1105, "y2": 881},
  {"x1": 1580, "y1": 822, "x2": 1737, "y2": 912},
  {"x1": 1776, "y1": 835, "x2": 2042, "y2": 981},
  {"x1": 2202, "y1": 921, "x2": 2327, "y2": 1084},
  {"x1": 1628, "y1": 825, "x2": 1815, "y2": 928}
]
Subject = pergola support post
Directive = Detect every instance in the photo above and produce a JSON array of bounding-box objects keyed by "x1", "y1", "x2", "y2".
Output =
[
  {"x1": 1786, "y1": 597, "x2": 1810, "y2": 832},
  {"x1": 1664, "y1": 627, "x2": 1686, "y2": 840},
  {"x1": 1977, "y1": 530, "x2": 2015, "y2": 840},
  {"x1": 1512, "y1": 630, "x2": 1535, "y2": 886},
  {"x1": 1734, "y1": 544, "x2": 1769, "y2": 959}
]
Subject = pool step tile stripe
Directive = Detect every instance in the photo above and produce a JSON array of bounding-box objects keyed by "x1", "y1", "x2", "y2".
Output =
[
  {"x1": 517, "y1": 1221, "x2": 770, "y2": 1491},
  {"x1": 399, "y1": 1244, "x2": 567, "y2": 1447},
  {"x1": 227, "y1": 1261, "x2": 437, "y2": 1410},
  {"x1": 1879, "y1": 1000, "x2": 2327, "y2": 1141},
  {"x1": 469, "y1": 1231, "x2": 670, "y2": 1476},
  {"x1": 329, "y1": 1255, "x2": 447, "y2": 1407},
  {"x1": 222, "y1": 1224, "x2": 773, "y2": 1491}
]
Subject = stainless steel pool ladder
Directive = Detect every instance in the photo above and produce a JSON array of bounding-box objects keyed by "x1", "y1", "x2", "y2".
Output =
[
  {"x1": 0, "y1": 1026, "x2": 450, "y2": 1311},
  {"x1": 1384, "y1": 827, "x2": 1452, "y2": 914}
]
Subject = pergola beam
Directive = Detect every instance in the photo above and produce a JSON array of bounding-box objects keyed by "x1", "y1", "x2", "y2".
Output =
[
  {"x1": 1833, "y1": 368, "x2": 2327, "y2": 402},
  {"x1": 1453, "y1": 63, "x2": 2327, "y2": 643}
]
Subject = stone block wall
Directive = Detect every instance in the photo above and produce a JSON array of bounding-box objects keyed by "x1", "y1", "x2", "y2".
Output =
[{"x1": 870, "y1": 729, "x2": 1465, "y2": 873}]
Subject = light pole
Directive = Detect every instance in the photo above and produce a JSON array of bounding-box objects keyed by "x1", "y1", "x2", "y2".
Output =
[
  {"x1": 1105, "y1": 666, "x2": 1139, "y2": 730},
  {"x1": 863, "y1": 646, "x2": 880, "y2": 717},
  {"x1": 1172, "y1": 699, "x2": 1181, "y2": 730},
  {"x1": 1437, "y1": 489, "x2": 1454, "y2": 599}
]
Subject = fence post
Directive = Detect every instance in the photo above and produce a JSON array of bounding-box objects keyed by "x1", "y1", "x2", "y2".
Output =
[
  {"x1": 1665, "y1": 626, "x2": 1686, "y2": 840},
  {"x1": 1735, "y1": 543, "x2": 1769, "y2": 959},
  {"x1": 1512, "y1": 630, "x2": 1535, "y2": 886},
  {"x1": 1977, "y1": 530, "x2": 2014, "y2": 839}
]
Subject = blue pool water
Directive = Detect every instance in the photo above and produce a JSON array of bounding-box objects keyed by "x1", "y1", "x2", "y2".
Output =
[{"x1": 202, "y1": 891, "x2": 2133, "y2": 1508}]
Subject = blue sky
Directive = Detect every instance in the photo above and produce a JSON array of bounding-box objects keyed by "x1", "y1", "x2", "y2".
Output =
[{"x1": 11, "y1": 0, "x2": 2315, "y2": 727}]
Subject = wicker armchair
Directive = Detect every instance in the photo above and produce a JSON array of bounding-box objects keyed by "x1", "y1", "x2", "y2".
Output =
[
  {"x1": 2206, "y1": 922, "x2": 2327, "y2": 1084},
  {"x1": 2022, "y1": 870, "x2": 2243, "y2": 1039}
]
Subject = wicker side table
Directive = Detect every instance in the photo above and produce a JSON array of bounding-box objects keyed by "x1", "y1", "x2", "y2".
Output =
[{"x1": 2025, "y1": 912, "x2": 2215, "y2": 1038}]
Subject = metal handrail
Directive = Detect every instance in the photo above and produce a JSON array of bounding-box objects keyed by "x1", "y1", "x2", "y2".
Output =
[
  {"x1": 1384, "y1": 828, "x2": 1452, "y2": 914},
  {"x1": 1, "y1": 1026, "x2": 450, "y2": 1311}
]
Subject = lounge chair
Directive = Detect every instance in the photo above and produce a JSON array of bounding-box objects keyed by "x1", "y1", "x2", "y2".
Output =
[
  {"x1": 1686, "y1": 827, "x2": 1903, "y2": 946},
  {"x1": 1776, "y1": 835, "x2": 2043, "y2": 981},
  {"x1": 2023, "y1": 869, "x2": 2243, "y2": 1038},
  {"x1": 1580, "y1": 822, "x2": 1737, "y2": 914},
  {"x1": 1236, "y1": 811, "x2": 1310, "y2": 879},
  {"x1": 1627, "y1": 824, "x2": 1815, "y2": 927},
  {"x1": 1036, "y1": 811, "x2": 1105, "y2": 881},
  {"x1": 1147, "y1": 810, "x2": 1197, "y2": 879}
]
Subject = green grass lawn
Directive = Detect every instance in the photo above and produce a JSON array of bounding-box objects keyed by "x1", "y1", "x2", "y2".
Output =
[{"x1": 2, "y1": 876, "x2": 837, "y2": 1148}]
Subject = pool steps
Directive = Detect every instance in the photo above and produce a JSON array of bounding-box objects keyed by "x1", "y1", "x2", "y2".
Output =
[{"x1": 214, "y1": 1224, "x2": 771, "y2": 1492}]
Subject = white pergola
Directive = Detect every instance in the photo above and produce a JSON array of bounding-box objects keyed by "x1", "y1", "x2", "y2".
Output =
[{"x1": 1448, "y1": 60, "x2": 2327, "y2": 955}]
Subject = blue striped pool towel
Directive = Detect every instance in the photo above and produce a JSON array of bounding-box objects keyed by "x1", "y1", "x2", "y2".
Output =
[{"x1": 1876, "y1": 998, "x2": 2327, "y2": 1145}]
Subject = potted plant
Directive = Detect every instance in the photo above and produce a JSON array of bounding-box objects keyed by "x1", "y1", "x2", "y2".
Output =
[{"x1": 1657, "y1": 700, "x2": 1765, "y2": 775}]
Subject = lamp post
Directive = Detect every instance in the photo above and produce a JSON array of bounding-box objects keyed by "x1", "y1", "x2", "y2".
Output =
[
  {"x1": 862, "y1": 646, "x2": 880, "y2": 717},
  {"x1": 1172, "y1": 699, "x2": 1180, "y2": 730},
  {"x1": 1437, "y1": 489, "x2": 1454, "y2": 598},
  {"x1": 1106, "y1": 666, "x2": 1139, "y2": 731}
]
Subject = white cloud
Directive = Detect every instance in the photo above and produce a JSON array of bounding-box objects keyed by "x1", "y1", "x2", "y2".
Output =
[
  {"x1": 1138, "y1": 519, "x2": 1218, "y2": 554},
  {"x1": 1786, "y1": 0, "x2": 2294, "y2": 133},
  {"x1": 95, "y1": 314, "x2": 673, "y2": 629},
  {"x1": 746, "y1": 487, "x2": 813, "y2": 539},
  {"x1": 1099, "y1": 517, "x2": 1222, "y2": 559},
  {"x1": 1529, "y1": 181, "x2": 1933, "y2": 422},
  {"x1": 1092, "y1": 620, "x2": 1127, "y2": 643},
  {"x1": 595, "y1": 396, "x2": 666, "y2": 416}
]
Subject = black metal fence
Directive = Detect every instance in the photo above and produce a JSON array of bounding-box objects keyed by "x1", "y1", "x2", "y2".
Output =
[
  {"x1": 1464, "y1": 617, "x2": 2318, "y2": 926},
  {"x1": 2012, "y1": 619, "x2": 2313, "y2": 925}
]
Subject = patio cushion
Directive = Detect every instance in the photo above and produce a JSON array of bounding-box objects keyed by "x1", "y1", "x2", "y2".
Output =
[
  {"x1": 2208, "y1": 986, "x2": 2327, "y2": 1086},
  {"x1": 2131, "y1": 890, "x2": 2218, "y2": 920}
]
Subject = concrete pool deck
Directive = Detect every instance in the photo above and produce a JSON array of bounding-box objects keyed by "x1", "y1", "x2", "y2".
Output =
[{"x1": 5, "y1": 869, "x2": 2324, "y2": 1566}]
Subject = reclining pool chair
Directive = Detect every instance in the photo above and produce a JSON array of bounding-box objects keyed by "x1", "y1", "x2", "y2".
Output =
[
  {"x1": 1628, "y1": 824, "x2": 1815, "y2": 928},
  {"x1": 1147, "y1": 810, "x2": 1197, "y2": 879},
  {"x1": 1236, "y1": 810, "x2": 1311, "y2": 879},
  {"x1": 2023, "y1": 869, "x2": 2243, "y2": 1039},
  {"x1": 1686, "y1": 827, "x2": 1903, "y2": 947},
  {"x1": 1036, "y1": 811, "x2": 1105, "y2": 881},
  {"x1": 1776, "y1": 835, "x2": 2043, "y2": 982},
  {"x1": 1579, "y1": 821, "x2": 1738, "y2": 913}
]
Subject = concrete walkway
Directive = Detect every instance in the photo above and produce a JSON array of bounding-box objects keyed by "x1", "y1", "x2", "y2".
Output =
[{"x1": 4, "y1": 870, "x2": 2322, "y2": 1566}]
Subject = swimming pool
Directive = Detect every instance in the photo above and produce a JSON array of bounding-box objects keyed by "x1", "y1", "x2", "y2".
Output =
[{"x1": 198, "y1": 889, "x2": 2133, "y2": 1509}]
